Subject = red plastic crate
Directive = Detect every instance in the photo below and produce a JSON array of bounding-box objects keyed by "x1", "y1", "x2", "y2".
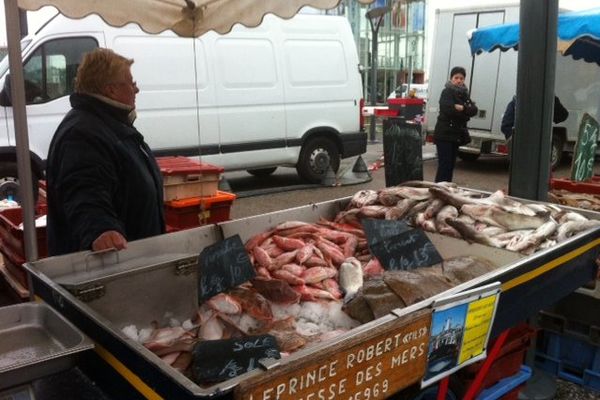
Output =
[
  {"x1": 1, "y1": 246, "x2": 28, "y2": 293},
  {"x1": 550, "y1": 176, "x2": 600, "y2": 195},
  {"x1": 456, "y1": 324, "x2": 537, "y2": 396},
  {"x1": 165, "y1": 190, "x2": 236, "y2": 231},
  {"x1": 0, "y1": 208, "x2": 47, "y2": 264},
  {"x1": 374, "y1": 108, "x2": 399, "y2": 117},
  {"x1": 156, "y1": 156, "x2": 224, "y2": 177}
]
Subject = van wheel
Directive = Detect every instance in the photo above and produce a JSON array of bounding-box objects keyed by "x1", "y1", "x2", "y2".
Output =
[
  {"x1": 296, "y1": 137, "x2": 340, "y2": 183},
  {"x1": 551, "y1": 134, "x2": 564, "y2": 170},
  {"x1": 0, "y1": 162, "x2": 40, "y2": 204},
  {"x1": 458, "y1": 151, "x2": 480, "y2": 162},
  {"x1": 247, "y1": 167, "x2": 277, "y2": 177}
]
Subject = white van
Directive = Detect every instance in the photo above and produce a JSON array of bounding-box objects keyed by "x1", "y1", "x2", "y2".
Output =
[{"x1": 0, "y1": 12, "x2": 366, "y2": 196}]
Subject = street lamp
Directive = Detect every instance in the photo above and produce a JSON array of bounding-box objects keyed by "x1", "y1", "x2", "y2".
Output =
[{"x1": 366, "y1": 5, "x2": 390, "y2": 143}]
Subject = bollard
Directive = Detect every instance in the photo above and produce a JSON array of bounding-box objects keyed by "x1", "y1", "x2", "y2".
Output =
[{"x1": 382, "y1": 117, "x2": 423, "y2": 187}]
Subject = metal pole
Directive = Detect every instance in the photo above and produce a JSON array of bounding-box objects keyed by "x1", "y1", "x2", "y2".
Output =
[
  {"x1": 369, "y1": 21, "x2": 379, "y2": 143},
  {"x1": 508, "y1": 0, "x2": 558, "y2": 201},
  {"x1": 4, "y1": 0, "x2": 38, "y2": 261}
]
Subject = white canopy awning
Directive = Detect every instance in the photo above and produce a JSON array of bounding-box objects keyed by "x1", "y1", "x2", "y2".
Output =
[{"x1": 18, "y1": 0, "x2": 375, "y2": 38}]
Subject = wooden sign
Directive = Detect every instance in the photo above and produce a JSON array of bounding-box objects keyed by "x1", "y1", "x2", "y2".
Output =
[
  {"x1": 362, "y1": 218, "x2": 411, "y2": 248},
  {"x1": 235, "y1": 310, "x2": 431, "y2": 400},
  {"x1": 369, "y1": 229, "x2": 443, "y2": 271},
  {"x1": 571, "y1": 113, "x2": 599, "y2": 182},
  {"x1": 192, "y1": 335, "x2": 280, "y2": 383},
  {"x1": 198, "y1": 235, "x2": 256, "y2": 302}
]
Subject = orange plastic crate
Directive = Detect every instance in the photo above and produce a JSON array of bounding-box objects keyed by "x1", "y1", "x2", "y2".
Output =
[{"x1": 165, "y1": 190, "x2": 236, "y2": 231}]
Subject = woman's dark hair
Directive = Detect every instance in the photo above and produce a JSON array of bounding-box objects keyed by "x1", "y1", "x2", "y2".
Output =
[{"x1": 450, "y1": 66, "x2": 466, "y2": 78}]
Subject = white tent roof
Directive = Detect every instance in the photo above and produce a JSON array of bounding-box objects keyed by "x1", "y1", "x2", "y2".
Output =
[{"x1": 18, "y1": 0, "x2": 375, "y2": 38}]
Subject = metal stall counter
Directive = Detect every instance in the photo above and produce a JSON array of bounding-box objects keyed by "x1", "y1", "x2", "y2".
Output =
[{"x1": 22, "y1": 191, "x2": 600, "y2": 400}]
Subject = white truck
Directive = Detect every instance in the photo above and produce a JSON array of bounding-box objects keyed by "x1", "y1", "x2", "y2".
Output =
[
  {"x1": 0, "y1": 12, "x2": 366, "y2": 198},
  {"x1": 426, "y1": 4, "x2": 600, "y2": 168}
]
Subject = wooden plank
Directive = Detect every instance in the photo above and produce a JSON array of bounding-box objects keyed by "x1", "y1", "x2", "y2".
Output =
[{"x1": 234, "y1": 309, "x2": 431, "y2": 400}]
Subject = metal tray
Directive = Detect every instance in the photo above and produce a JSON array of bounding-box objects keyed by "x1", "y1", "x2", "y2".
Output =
[{"x1": 0, "y1": 302, "x2": 93, "y2": 389}]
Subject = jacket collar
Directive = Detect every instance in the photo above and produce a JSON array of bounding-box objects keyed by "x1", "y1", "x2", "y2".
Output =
[{"x1": 70, "y1": 92, "x2": 135, "y2": 126}]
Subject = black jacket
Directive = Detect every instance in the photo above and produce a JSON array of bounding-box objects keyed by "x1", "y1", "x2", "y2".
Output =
[
  {"x1": 433, "y1": 84, "x2": 478, "y2": 143},
  {"x1": 47, "y1": 93, "x2": 165, "y2": 256},
  {"x1": 501, "y1": 95, "x2": 569, "y2": 139}
]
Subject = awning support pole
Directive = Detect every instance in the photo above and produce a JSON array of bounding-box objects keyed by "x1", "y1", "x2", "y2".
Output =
[{"x1": 4, "y1": 0, "x2": 38, "y2": 261}]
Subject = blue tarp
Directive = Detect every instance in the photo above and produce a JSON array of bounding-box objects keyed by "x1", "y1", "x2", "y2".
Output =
[{"x1": 469, "y1": 7, "x2": 600, "y2": 65}]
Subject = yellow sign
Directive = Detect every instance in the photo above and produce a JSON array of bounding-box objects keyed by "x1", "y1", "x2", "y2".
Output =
[{"x1": 458, "y1": 294, "x2": 497, "y2": 364}]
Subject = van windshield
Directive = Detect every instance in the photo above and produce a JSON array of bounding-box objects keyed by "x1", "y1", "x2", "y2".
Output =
[{"x1": 0, "y1": 38, "x2": 32, "y2": 78}]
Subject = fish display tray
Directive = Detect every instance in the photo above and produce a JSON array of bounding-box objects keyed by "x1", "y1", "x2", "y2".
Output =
[
  {"x1": 22, "y1": 194, "x2": 600, "y2": 399},
  {"x1": 0, "y1": 302, "x2": 93, "y2": 389}
]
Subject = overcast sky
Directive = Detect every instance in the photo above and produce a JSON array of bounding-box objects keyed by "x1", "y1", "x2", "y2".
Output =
[{"x1": 0, "y1": 0, "x2": 599, "y2": 47}]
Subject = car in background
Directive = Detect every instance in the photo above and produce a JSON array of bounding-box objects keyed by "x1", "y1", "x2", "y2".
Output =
[{"x1": 388, "y1": 83, "x2": 428, "y2": 100}]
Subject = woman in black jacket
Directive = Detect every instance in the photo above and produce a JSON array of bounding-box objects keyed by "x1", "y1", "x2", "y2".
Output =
[
  {"x1": 47, "y1": 48, "x2": 165, "y2": 256},
  {"x1": 433, "y1": 66, "x2": 478, "y2": 183}
]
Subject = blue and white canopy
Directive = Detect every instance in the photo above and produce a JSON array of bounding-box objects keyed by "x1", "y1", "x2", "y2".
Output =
[{"x1": 469, "y1": 7, "x2": 600, "y2": 65}]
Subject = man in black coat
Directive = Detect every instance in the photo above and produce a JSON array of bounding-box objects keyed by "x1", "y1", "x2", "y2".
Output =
[
  {"x1": 46, "y1": 48, "x2": 165, "y2": 256},
  {"x1": 500, "y1": 95, "x2": 569, "y2": 139},
  {"x1": 433, "y1": 66, "x2": 478, "y2": 183}
]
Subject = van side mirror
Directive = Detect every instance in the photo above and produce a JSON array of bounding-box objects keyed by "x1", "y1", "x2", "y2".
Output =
[{"x1": 0, "y1": 74, "x2": 12, "y2": 107}]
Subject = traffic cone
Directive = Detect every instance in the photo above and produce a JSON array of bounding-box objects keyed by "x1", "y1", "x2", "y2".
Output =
[
  {"x1": 218, "y1": 176, "x2": 232, "y2": 192},
  {"x1": 321, "y1": 164, "x2": 338, "y2": 186},
  {"x1": 338, "y1": 155, "x2": 372, "y2": 185}
]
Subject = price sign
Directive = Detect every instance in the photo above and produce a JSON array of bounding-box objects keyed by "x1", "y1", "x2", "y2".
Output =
[
  {"x1": 198, "y1": 235, "x2": 256, "y2": 302},
  {"x1": 192, "y1": 335, "x2": 280, "y2": 383},
  {"x1": 369, "y1": 228, "x2": 443, "y2": 271}
]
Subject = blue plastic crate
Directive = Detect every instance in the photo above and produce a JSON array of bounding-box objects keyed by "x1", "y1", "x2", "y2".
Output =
[
  {"x1": 535, "y1": 330, "x2": 600, "y2": 392},
  {"x1": 476, "y1": 365, "x2": 532, "y2": 400}
]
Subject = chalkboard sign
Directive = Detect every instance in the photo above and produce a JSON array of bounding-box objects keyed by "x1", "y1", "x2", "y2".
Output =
[
  {"x1": 369, "y1": 228, "x2": 443, "y2": 271},
  {"x1": 192, "y1": 335, "x2": 280, "y2": 383},
  {"x1": 382, "y1": 119, "x2": 424, "y2": 187},
  {"x1": 362, "y1": 218, "x2": 411, "y2": 248},
  {"x1": 198, "y1": 234, "x2": 256, "y2": 302},
  {"x1": 571, "y1": 113, "x2": 599, "y2": 182}
]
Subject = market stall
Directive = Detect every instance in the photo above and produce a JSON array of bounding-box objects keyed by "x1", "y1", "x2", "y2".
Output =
[{"x1": 20, "y1": 184, "x2": 600, "y2": 399}]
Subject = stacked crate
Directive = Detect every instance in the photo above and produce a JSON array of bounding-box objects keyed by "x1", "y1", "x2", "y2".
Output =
[
  {"x1": 535, "y1": 292, "x2": 600, "y2": 393},
  {"x1": 454, "y1": 323, "x2": 537, "y2": 400},
  {"x1": 156, "y1": 157, "x2": 235, "y2": 232},
  {"x1": 0, "y1": 193, "x2": 48, "y2": 299}
]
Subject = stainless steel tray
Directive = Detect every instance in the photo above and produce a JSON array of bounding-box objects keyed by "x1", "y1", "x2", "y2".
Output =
[{"x1": 0, "y1": 302, "x2": 93, "y2": 389}]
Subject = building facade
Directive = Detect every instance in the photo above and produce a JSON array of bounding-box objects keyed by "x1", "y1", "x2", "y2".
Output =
[{"x1": 311, "y1": 0, "x2": 426, "y2": 104}]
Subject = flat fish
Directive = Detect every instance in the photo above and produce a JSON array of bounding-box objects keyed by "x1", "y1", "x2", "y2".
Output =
[
  {"x1": 362, "y1": 279, "x2": 405, "y2": 319},
  {"x1": 343, "y1": 288, "x2": 375, "y2": 324},
  {"x1": 383, "y1": 270, "x2": 431, "y2": 306},
  {"x1": 442, "y1": 256, "x2": 497, "y2": 283}
]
